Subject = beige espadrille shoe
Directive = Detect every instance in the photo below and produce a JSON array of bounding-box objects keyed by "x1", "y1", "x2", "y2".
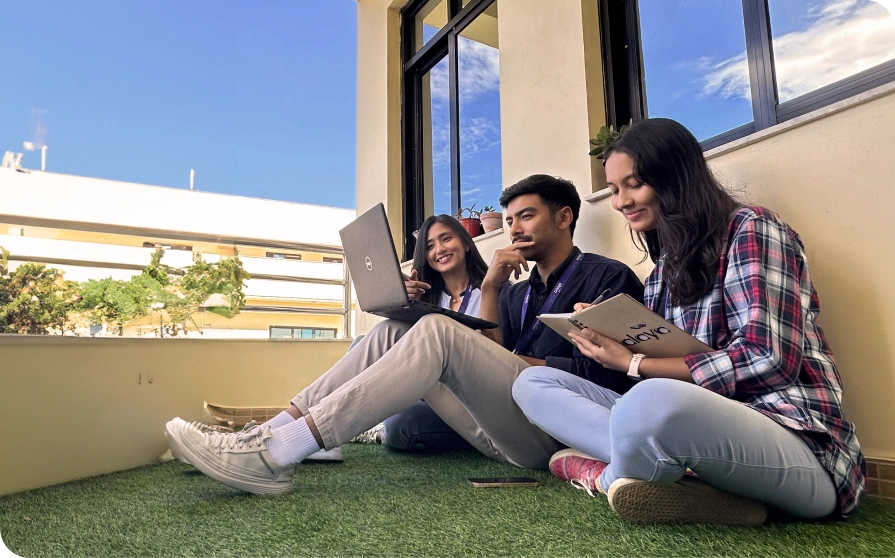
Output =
[{"x1": 607, "y1": 477, "x2": 768, "y2": 525}]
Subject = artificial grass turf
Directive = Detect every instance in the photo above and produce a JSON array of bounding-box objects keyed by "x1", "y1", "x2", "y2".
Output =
[{"x1": 2, "y1": 445, "x2": 894, "y2": 558}]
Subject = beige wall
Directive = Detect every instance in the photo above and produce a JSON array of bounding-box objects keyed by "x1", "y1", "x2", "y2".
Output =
[
  {"x1": 355, "y1": 0, "x2": 405, "y2": 248},
  {"x1": 0, "y1": 336, "x2": 351, "y2": 496},
  {"x1": 498, "y1": 0, "x2": 605, "y2": 200},
  {"x1": 700, "y1": 89, "x2": 895, "y2": 459}
]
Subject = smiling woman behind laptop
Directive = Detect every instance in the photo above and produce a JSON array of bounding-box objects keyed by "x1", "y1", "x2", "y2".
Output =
[{"x1": 352, "y1": 214, "x2": 497, "y2": 452}]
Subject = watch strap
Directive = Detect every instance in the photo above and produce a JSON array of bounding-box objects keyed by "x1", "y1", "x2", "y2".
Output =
[{"x1": 627, "y1": 353, "x2": 646, "y2": 380}]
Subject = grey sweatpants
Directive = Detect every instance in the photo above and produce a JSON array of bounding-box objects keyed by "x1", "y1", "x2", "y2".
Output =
[{"x1": 290, "y1": 315, "x2": 562, "y2": 469}]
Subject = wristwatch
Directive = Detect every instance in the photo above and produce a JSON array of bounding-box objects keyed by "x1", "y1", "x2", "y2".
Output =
[{"x1": 627, "y1": 353, "x2": 646, "y2": 380}]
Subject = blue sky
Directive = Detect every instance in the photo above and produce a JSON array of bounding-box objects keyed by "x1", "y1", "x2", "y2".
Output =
[{"x1": 0, "y1": 1, "x2": 358, "y2": 208}]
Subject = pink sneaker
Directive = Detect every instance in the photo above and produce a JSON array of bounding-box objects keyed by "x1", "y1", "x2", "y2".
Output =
[{"x1": 548, "y1": 448, "x2": 608, "y2": 496}]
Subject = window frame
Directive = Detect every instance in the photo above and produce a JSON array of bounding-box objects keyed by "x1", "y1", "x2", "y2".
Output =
[
  {"x1": 400, "y1": 0, "x2": 497, "y2": 260},
  {"x1": 600, "y1": 0, "x2": 895, "y2": 151},
  {"x1": 268, "y1": 326, "x2": 337, "y2": 340}
]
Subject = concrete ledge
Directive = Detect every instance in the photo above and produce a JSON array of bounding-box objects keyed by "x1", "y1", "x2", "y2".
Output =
[{"x1": 0, "y1": 335, "x2": 350, "y2": 496}]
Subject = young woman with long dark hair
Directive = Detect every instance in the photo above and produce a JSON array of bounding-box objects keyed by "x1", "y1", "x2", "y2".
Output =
[
  {"x1": 512, "y1": 118, "x2": 865, "y2": 524},
  {"x1": 353, "y1": 214, "x2": 490, "y2": 452}
]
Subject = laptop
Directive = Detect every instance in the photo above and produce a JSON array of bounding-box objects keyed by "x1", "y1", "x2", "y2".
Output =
[{"x1": 340, "y1": 203, "x2": 499, "y2": 330}]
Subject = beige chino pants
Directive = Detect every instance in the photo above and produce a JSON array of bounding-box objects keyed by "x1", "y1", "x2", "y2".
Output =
[{"x1": 290, "y1": 314, "x2": 562, "y2": 469}]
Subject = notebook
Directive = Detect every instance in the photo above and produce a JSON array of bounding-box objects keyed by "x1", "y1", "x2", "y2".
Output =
[
  {"x1": 340, "y1": 203, "x2": 499, "y2": 330},
  {"x1": 537, "y1": 293, "x2": 712, "y2": 357}
]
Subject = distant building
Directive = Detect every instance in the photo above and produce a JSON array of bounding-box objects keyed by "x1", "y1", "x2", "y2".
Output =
[{"x1": 0, "y1": 166, "x2": 355, "y2": 338}]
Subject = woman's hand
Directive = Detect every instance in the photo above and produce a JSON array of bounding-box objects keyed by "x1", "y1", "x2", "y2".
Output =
[
  {"x1": 568, "y1": 328, "x2": 633, "y2": 372},
  {"x1": 572, "y1": 302, "x2": 591, "y2": 314},
  {"x1": 404, "y1": 269, "x2": 431, "y2": 300}
]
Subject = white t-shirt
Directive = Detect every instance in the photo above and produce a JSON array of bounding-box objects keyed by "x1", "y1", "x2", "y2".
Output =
[{"x1": 438, "y1": 287, "x2": 482, "y2": 317}]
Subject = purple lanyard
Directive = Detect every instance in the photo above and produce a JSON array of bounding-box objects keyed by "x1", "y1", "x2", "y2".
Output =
[
  {"x1": 514, "y1": 253, "x2": 583, "y2": 354},
  {"x1": 456, "y1": 283, "x2": 474, "y2": 315}
]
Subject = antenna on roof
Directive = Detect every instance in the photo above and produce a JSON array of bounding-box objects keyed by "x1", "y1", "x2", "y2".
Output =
[
  {"x1": 22, "y1": 142, "x2": 47, "y2": 171},
  {"x1": 190, "y1": 169, "x2": 195, "y2": 191}
]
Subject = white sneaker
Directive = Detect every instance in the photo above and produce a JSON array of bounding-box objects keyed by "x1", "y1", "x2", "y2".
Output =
[
  {"x1": 304, "y1": 446, "x2": 344, "y2": 462},
  {"x1": 164, "y1": 418, "x2": 233, "y2": 466},
  {"x1": 351, "y1": 422, "x2": 385, "y2": 444},
  {"x1": 168, "y1": 419, "x2": 297, "y2": 495}
]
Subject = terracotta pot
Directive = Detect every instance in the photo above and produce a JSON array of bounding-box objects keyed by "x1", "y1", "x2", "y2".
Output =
[
  {"x1": 480, "y1": 211, "x2": 503, "y2": 233},
  {"x1": 458, "y1": 217, "x2": 483, "y2": 238}
]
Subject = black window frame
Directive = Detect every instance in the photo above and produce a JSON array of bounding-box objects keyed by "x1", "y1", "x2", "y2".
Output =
[
  {"x1": 400, "y1": 0, "x2": 497, "y2": 259},
  {"x1": 600, "y1": 0, "x2": 895, "y2": 151}
]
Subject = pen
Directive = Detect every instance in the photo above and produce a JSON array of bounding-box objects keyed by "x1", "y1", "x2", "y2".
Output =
[{"x1": 589, "y1": 288, "x2": 611, "y2": 306}]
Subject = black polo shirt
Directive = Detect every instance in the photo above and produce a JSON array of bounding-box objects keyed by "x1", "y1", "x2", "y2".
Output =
[{"x1": 498, "y1": 247, "x2": 645, "y2": 394}]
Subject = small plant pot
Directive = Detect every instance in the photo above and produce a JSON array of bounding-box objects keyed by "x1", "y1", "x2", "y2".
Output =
[
  {"x1": 480, "y1": 211, "x2": 503, "y2": 233},
  {"x1": 458, "y1": 217, "x2": 483, "y2": 238}
]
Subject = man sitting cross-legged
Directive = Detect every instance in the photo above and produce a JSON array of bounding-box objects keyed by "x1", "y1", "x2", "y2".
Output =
[{"x1": 165, "y1": 174, "x2": 644, "y2": 495}]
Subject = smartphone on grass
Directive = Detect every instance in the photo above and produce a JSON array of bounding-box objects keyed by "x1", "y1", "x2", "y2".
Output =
[{"x1": 468, "y1": 477, "x2": 541, "y2": 488}]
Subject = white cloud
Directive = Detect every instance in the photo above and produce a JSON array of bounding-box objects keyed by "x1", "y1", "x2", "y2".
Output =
[
  {"x1": 428, "y1": 39, "x2": 500, "y2": 102},
  {"x1": 698, "y1": 0, "x2": 895, "y2": 102}
]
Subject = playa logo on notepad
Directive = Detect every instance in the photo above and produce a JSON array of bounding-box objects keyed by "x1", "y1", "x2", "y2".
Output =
[{"x1": 622, "y1": 325, "x2": 671, "y2": 346}]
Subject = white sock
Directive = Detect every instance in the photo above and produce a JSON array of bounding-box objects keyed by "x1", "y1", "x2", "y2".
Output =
[
  {"x1": 266, "y1": 418, "x2": 321, "y2": 465},
  {"x1": 261, "y1": 410, "x2": 294, "y2": 431}
]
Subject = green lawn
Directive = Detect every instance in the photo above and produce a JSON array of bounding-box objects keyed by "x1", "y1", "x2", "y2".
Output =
[{"x1": 2, "y1": 445, "x2": 894, "y2": 557}]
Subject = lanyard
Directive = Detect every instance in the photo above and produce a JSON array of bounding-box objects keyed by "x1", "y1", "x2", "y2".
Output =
[
  {"x1": 456, "y1": 283, "x2": 474, "y2": 315},
  {"x1": 514, "y1": 253, "x2": 583, "y2": 354}
]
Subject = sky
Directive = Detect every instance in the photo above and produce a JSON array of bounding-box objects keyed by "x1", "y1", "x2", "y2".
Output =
[
  {"x1": 2, "y1": 1, "x2": 893, "y2": 213},
  {"x1": 639, "y1": 0, "x2": 895, "y2": 141},
  {"x1": 0, "y1": 1, "x2": 358, "y2": 209}
]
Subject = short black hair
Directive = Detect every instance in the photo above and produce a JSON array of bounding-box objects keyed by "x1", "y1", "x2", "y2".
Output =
[{"x1": 498, "y1": 174, "x2": 581, "y2": 236}]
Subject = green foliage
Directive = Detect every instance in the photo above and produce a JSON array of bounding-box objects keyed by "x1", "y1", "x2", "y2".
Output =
[
  {"x1": 177, "y1": 251, "x2": 251, "y2": 319},
  {"x1": 481, "y1": 205, "x2": 497, "y2": 213},
  {"x1": 0, "y1": 246, "x2": 80, "y2": 334},
  {"x1": 588, "y1": 120, "x2": 632, "y2": 159},
  {"x1": 77, "y1": 274, "x2": 162, "y2": 327},
  {"x1": 0, "y1": 243, "x2": 250, "y2": 335},
  {"x1": 142, "y1": 247, "x2": 170, "y2": 286}
]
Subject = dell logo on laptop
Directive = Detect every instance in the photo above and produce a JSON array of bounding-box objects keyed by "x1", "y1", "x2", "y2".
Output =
[{"x1": 365, "y1": 256, "x2": 373, "y2": 271}]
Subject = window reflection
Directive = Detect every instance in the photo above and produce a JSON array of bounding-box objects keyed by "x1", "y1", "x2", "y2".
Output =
[
  {"x1": 769, "y1": 0, "x2": 895, "y2": 103},
  {"x1": 415, "y1": 0, "x2": 449, "y2": 53},
  {"x1": 421, "y1": 57, "x2": 452, "y2": 217},
  {"x1": 458, "y1": 3, "x2": 501, "y2": 216},
  {"x1": 638, "y1": 0, "x2": 754, "y2": 141}
]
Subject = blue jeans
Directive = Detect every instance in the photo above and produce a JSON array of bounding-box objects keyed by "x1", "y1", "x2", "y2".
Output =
[
  {"x1": 512, "y1": 367, "x2": 838, "y2": 518},
  {"x1": 383, "y1": 400, "x2": 473, "y2": 452}
]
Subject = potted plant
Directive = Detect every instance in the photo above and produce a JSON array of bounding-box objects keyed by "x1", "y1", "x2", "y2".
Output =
[
  {"x1": 479, "y1": 205, "x2": 503, "y2": 233},
  {"x1": 588, "y1": 121, "x2": 631, "y2": 159},
  {"x1": 456, "y1": 205, "x2": 483, "y2": 237}
]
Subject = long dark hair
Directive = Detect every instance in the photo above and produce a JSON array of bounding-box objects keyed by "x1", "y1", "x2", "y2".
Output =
[
  {"x1": 604, "y1": 118, "x2": 740, "y2": 306},
  {"x1": 412, "y1": 214, "x2": 489, "y2": 306}
]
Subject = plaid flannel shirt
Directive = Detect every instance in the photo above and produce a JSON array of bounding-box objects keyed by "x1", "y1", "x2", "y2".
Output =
[{"x1": 644, "y1": 206, "x2": 865, "y2": 516}]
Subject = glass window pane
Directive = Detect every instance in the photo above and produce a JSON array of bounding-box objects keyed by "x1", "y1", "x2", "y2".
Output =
[
  {"x1": 769, "y1": 0, "x2": 895, "y2": 103},
  {"x1": 414, "y1": 0, "x2": 449, "y2": 54},
  {"x1": 300, "y1": 328, "x2": 314, "y2": 339},
  {"x1": 458, "y1": 2, "x2": 502, "y2": 216},
  {"x1": 319, "y1": 329, "x2": 335, "y2": 339},
  {"x1": 638, "y1": 0, "x2": 754, "y2": 141},
  {"x1": 421, "y1": 58, "x2": 453, "y2": 217},
  {"x1": 270, "y1": 327, "x2": 293, "y2": 339}
]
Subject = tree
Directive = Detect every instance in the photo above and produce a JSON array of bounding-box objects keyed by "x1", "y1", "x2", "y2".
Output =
[{"x1": 0, "y1": 246, "x2": 80, "y2": 334}]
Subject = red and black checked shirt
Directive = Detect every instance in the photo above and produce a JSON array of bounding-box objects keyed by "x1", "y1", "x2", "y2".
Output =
[{"x1": 644, "y1": 206, "x2": 866, "y2": 516}]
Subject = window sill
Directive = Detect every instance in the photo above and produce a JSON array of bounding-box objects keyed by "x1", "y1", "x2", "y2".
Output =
[
  {"x1": 585, "y1": 79, "x2": 895, "y2": 206},
  {"x1": 704, "y1": 80, "x2": 895, "y2": 161}
]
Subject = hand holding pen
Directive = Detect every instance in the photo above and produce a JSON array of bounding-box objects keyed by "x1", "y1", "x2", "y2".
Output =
[{"x1": 572, "y1": 288, "x2": 611, "y2": 314}]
